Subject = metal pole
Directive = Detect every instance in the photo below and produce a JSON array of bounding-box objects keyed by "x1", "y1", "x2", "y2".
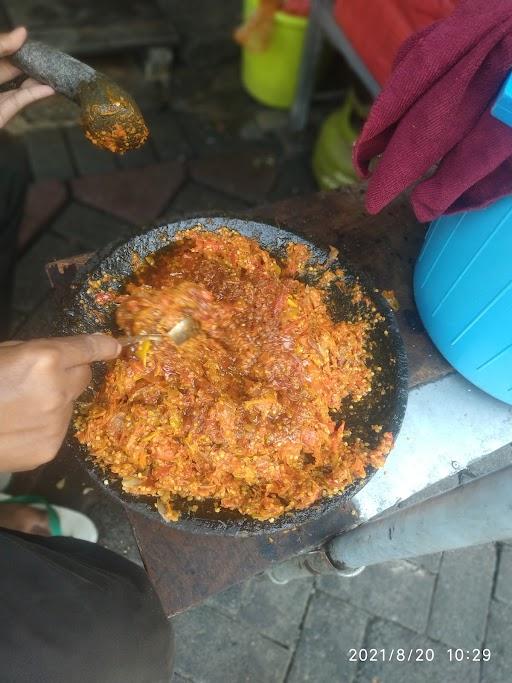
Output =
[
  {"x1": 290, "y1": 0, "x2": 381, "y2": 131},
  {"x1": 269, "y1": 464, "x2": 512, "y2": 583},
  {"x1": 289, "y1": 0, "x2": 325, "y2": 131},
  {"x1": 318, "y1": 0, "x2": 380, "y2": 98}
]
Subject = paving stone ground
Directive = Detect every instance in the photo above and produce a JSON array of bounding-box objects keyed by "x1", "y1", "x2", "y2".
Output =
[
  {"x1": 169, "y1": 535, "x2": 509, "y2": 683},
  {"x1": 6, "y1": 41, "x2": 512, "y2": 683}
]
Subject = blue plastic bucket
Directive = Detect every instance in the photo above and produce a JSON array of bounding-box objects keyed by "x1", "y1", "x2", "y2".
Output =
[{"x1": 414, "y1": 195, "x2": 512, "y2": 404}]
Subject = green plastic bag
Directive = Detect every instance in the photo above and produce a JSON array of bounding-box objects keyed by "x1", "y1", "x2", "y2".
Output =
[{"x1": 312, "y1": 91, "x2": 368, "y2": 190}]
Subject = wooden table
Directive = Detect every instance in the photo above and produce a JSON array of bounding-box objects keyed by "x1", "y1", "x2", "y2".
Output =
[{"x1": 44, "y1": 186, "x2": 451, "y2": 616}]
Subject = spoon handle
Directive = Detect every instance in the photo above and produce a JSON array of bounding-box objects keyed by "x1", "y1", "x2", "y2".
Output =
[
  {"x1": 117, "y1": 334, "x2": 168, "y2": 347},
  {"x1": 117, "y1": 317, "x2": 198, "y2": 348}
]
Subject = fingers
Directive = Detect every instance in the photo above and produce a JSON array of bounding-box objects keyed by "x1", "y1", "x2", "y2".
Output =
[
  {"x1": 0, "y1": 28, "x2": 52, "y2": 129},
  {"x1": 48, "y1": 334, "x2": 122, "y2": 368},
  {"x1": 0, "y1": 340, "x2": 23, "y2": 348},
  {"x1": 20, "y1": 76, "x2": 53, "y2": 92},
  {"x1": 0, "y1": 61, "x2": 21, "y2": 85},
  {"x1": 0, "y1": 81, "x2": 54, "y2": 127},
  {"x1": 66, "y1": 364, "x2": 93, "y2": 400},
  {"x1": 0, "y1": 334, "x2": 105, "y2": 472},
  {"x1": 18, "y1": 335, "x2": 120, "y2": 373},
  {"x1": 0, "y1": 27, "x2": 27, "y2": 58},
  {"x1": 0, "y1": 410, "x2": 72, "y2": 472}
]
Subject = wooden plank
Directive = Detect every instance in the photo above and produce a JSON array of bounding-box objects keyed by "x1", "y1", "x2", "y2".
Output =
[{"x1": 127, "y1": 503, "x2": 356, "y2": 615}]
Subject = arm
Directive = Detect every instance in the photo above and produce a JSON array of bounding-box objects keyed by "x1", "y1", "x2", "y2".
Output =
[{"x1": 0, "y1": 30, "x2": 103, "y2": 473}]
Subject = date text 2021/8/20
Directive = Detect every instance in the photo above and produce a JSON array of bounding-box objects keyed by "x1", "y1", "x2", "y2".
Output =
[{"x1": 347, "y1": 648, "x2": 492, "y2": 663}]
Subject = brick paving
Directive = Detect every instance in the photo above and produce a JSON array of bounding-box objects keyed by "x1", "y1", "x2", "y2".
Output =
[
  {"x1": 428, "y1": 545, "x2": 496, "y2": 649},
  {"x1": 7, "y1": 62, "x2": 512, "y2": 683},
  {"x1": 168, "y1": 537, "x2": 511, "y2": 683},
  {"x1": 167, "y1": 533, "x2": 512, "y2": 683}
]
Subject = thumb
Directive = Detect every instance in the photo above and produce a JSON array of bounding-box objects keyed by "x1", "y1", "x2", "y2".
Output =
[
  {"x1": 0, "y1": 27, "x2": 27, "y2": 57},
  {"x1": 49, "y1": 334, "x2": 121, "y2": 368}
]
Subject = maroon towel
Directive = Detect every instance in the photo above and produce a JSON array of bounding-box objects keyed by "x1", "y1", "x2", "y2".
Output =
[{"x1": 353, "y1": 0, "x2": 512, "y2": 223}]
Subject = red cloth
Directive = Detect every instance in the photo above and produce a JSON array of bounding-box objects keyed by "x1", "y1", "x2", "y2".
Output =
[
  {"x1": 353, "y1": 0, "x2": 512, "y2": 222},
  {"x1": 282, "y1": 0, "x2": 309, "y2": 16},
  {"x1": 334, "y1": 0, "x2": 456, "y2": 86}
]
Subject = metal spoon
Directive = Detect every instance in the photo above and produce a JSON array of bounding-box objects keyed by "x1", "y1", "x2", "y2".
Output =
[{"x1": 117, "y1": 317, "x2": 198, "y2": 347}]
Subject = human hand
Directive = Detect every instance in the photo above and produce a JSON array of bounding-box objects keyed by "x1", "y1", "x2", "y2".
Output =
[
  {"x1": 0, "y1": 26, "x2": 54, "y2": 127},
  {"x1": 0, "y1": 335, "x2": 120, "y2": 472}
]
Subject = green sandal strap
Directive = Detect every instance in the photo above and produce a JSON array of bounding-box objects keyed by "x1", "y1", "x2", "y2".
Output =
[{"x1": 0, "y1": 494, "x2": 62, "y2": 536}]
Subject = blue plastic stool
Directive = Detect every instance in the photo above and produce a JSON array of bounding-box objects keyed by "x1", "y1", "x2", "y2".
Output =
[{"x1": 414, "y1": 74, "x2": 512, "y2": 405}]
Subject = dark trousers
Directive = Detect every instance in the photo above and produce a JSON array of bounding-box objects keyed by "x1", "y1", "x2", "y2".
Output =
[
  {"x1": 0, "y1": 131, "x2": 29, "y2": 339},
  {"x1": 0, "y1": 136, "x2": 174, "y2": 681},
  {"x1": 0, "y1": 530, "x2": 174, "y2": 683}
]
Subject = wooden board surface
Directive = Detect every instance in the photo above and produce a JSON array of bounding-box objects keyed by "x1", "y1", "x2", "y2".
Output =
[{"x1": 127, "y1": 503, "x2": 357, "y2": 615}]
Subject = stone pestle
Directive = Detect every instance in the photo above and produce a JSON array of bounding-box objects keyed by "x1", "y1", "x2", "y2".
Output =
[{"x1": 10, "y1": 40, "x2": 149, "y2": 154}]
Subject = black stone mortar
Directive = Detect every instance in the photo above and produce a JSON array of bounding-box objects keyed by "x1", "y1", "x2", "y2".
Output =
[{"x1": 57, "y1": 217, "x2": 409, "y2": 536}]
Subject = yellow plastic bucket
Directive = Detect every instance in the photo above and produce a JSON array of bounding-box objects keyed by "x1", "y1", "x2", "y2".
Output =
[{"x1": 241, "y1": 0, "x2": 308, "y2": 109}]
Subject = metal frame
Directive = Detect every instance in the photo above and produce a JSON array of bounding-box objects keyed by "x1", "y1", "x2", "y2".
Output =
[
  {"x1": 290, "y1": 0, "x2": 380, "y2": 131},
  {"x1": 270, "y1": 462, "x2": 512, "y2": 583}
]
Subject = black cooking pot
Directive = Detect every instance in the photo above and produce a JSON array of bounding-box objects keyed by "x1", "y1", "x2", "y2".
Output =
[{"x1": 57, "y1": 216, "x2": 408, "y2": 535}]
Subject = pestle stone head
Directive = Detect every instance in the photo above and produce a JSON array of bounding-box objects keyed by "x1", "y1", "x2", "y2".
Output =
[{"x1": 79, "y1": 76, "x2": 149, "y2": 154}]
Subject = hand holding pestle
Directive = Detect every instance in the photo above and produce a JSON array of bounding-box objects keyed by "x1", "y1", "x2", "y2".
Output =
[{"x1": 10, "y1": 40, "x2": 149, "y2": 154}]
